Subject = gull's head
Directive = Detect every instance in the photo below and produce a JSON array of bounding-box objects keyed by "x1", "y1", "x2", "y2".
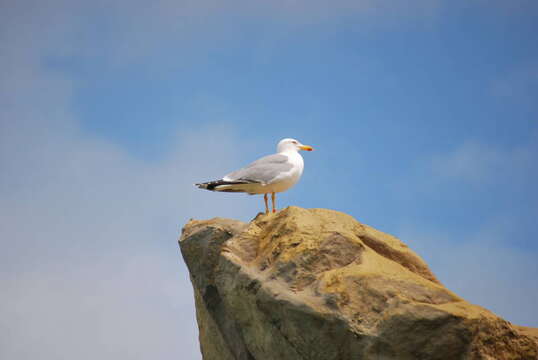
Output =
[{"x1": 277, "y1": 138, "x2": 314, "y2": 153}]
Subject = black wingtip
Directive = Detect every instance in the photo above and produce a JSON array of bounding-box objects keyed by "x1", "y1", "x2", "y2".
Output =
[
  {"x1": 195, "y1": 179, "x2": 251, "y2": 191},
  {"x1": 195, "y1": 180, "x2": 224, "y2": 191},
  {"x1": 194, "y1": 182, "x2": 208, "y2": 190}
]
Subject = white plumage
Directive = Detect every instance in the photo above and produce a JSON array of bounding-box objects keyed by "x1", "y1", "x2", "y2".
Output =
[{"x1": 195, "y1": 138, "x2": 313, "y2": 214}]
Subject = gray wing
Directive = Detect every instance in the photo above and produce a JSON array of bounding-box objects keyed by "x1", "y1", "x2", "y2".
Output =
[{"x1": 223, "y1": 154, "x2": 292, "y2": 184}]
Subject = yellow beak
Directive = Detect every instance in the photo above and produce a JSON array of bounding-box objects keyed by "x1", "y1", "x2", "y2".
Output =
[{"x1": 299, "y1": 145, "x2": 314, "y2": 151}]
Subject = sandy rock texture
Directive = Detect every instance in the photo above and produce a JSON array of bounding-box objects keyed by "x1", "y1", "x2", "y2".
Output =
[{"x1": 179, "y1": 207, "x2": 538, "y2": 360}]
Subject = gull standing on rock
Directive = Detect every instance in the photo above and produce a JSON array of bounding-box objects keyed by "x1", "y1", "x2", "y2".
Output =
[{"x1": 195, "y1": 138, "x2": 314, "y2": 214}]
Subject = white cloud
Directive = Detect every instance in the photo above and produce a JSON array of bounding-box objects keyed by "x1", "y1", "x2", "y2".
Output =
[
  {"x1": 431, "y1": 141, "x2": 505, "y2": 183},
  {"x1": 472, "y1": 0, "x2": 538, "y2": 15},
  {"x1": 0, "y1": 98, "x2": 258, "y2": 359},
  {"x1": 1, "y1": 255, "x2": 201, "y2": 359},
  {"x1": 430, "y1": 136, "x2": 538, "y2": 185},
  {"x1": 0, "y1": 0, "x2": 443, "y2": 70},
  {"x1": 0, "y1": 84, "x2": 258, "y2": 359},
  {"x1": 0, "y1": 5, "x2": 260, "y2": 358},
  {"x1": 492, "y1": 61, "x2": 538, "y2": 107}
]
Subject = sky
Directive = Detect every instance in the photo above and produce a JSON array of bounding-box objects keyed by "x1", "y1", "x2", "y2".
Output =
[{"x1": 1, "y1": 1, "x2": 537, "y2": 359}]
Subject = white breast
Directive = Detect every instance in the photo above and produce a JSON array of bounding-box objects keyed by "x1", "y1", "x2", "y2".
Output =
[{"x1": 265, "y1": 151, "x2": 304, "y2": 193}]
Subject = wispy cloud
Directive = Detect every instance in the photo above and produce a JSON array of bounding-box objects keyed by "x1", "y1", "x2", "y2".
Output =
[
  {"x1": 472, "y1": 0, "x2": 538, "y2": 15},
  {"x1": 1, "y1": 92, "x2": 255, "y2": 360},
  {"x1": 430, "y1": 136, "x2": 538, "y2": 185},
  {"x1": 1, "y1": 4, "x2": 259, "y2": 358},
  {"x1": 0, "y1": 0, "x2": 443, "y2": 70},
  {"x1": 492, "y1": 61, "x2": 538, "y2": 107},
  {"x1": 0, "y1": 102, "x2": 255, "y2": 359}
]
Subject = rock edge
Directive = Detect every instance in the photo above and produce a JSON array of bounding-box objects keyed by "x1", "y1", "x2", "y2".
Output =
[{"x1": 180, "y1": 206, "x2": 538, "y2": 360}]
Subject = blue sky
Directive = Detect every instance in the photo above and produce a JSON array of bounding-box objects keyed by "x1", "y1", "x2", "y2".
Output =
[{"x1": 1, "y1": 1, "x2": 537, "y2": 359}]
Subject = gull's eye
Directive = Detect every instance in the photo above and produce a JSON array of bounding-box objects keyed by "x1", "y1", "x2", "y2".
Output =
[{"x1": 292, "y1": 141, "x2": 298, "y2": 144}]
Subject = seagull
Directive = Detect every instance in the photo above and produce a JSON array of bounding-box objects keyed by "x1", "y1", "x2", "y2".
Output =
[{"x1": 195, "y1": 138, "x2": 313, "y2": 214}]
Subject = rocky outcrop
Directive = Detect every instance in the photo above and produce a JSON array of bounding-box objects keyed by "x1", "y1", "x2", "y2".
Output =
[{"x1": 179, "y1": 207, "x2": 538, "y2": 360}]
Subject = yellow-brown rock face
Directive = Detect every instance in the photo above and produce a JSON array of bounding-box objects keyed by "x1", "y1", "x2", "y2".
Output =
[{"x1": 179, "y1": 207, "x2": 538, "y2": 360}]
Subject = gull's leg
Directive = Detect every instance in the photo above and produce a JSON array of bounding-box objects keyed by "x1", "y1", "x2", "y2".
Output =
[
  {"x1": 264, "y1": 193, "x2": 269, "y2": 214},
  {"x1": 271, "y1": 192, "x2": 276, "y2": 213}
]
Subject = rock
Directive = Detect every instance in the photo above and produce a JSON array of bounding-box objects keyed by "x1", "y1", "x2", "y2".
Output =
[{"x1": 179, "y1": 207, "x2": 538, "y2": 360}]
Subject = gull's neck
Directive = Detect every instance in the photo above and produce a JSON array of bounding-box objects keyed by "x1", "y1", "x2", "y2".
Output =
[{"x1": 279, "y1": 149, "x2": 301, "y2": 156}]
